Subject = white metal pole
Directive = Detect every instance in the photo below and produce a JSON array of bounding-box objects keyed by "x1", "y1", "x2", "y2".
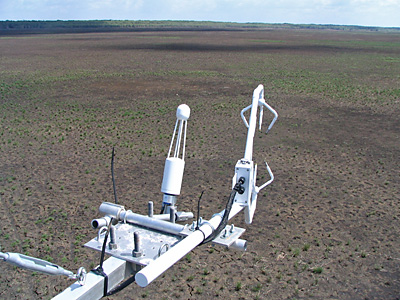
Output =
[
  {"x1": 135, "y1": 219, "x2": 216, "y2": 287},
  {"x1": 244, "y1": 84, "x2": 263, "y2": 161},
  {"x1": 135, "y1": 203, "x2": 244, "y2": 287}
]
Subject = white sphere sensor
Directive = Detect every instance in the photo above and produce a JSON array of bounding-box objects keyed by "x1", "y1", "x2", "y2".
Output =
[{"x1": 176, "y1": 104, "x2": 190, "y2": 120}]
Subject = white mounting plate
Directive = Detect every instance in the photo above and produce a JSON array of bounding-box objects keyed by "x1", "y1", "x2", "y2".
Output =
[
  {"x1": 212, "y1": 225, "x2": 246, "y2": 248},
  {"x1": 84, "y1": 223, "x2": 182, "y2": 266}
]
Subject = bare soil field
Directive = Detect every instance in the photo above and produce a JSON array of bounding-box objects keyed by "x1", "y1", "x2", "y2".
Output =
[{"x1": 0, "y1": 29, "x2": 399, "y2": 299}]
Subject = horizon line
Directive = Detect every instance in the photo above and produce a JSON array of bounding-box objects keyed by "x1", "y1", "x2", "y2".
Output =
[{"x1": 0, "y1": 19, "x2": 399, "y2": 29}]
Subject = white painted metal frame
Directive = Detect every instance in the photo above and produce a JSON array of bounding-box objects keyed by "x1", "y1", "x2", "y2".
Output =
[{"x1": 53, "y1": 257, "x2": 135, "y2": 300}]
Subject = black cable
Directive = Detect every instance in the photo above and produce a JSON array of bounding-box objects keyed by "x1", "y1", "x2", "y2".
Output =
[
  {"x1": 91, "y1": 148, "x2": 138, "y2": 296},
  {"x1": 195, "y1": 191, "x2": 204, "y2": 230},
  {"x1": 201, "y1": 177, "x2": 245, "y2": 244},
  {"x1": 91, "y1": 150, "x2": 137, "y2": 297},
  {"x1": 92, "y1": 217, "x2": 113, "y2": 297},
  {"x1": 111, "y1": 147, "x2": 118, "y2": 205},
  {"x1": 106, "y1": 274, "x2": 136, "y2": 296},
  {"x1": 160, "y1": 203, "x2": 166, "y2": 215},
  {"x1": 202, "y1": 189, "x2": 237, "y2": 244},
  {"x1": 92, "y1": 267, "x2": 109, "y2": 297}
]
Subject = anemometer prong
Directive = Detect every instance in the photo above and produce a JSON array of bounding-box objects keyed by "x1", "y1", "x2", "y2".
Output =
[
  {"x1": 259, "y1": 97, "x2": 278, "y2": 134},
  {"x1": 240, "y1": 86, "x2": 278, "y2": 136},
  {"x1": 256, "y1": 161, "x2": 275, "y2": 191}
]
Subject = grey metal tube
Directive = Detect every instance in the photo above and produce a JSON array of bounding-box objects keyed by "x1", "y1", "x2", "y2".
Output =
[
  {"x1": 98, "y1": 202, "x2": 184, "y2": 235},
  {"x1": 91, "y1": 216, "x2": 112, "y2": 229},
  {"x1": 120, "y1": 210, "x2": 184, "y2": 235},
  {"x1": 99, "y1": 202, "x2": 125, "y2": 217},
  {"x1": 151, "y1": 214, "x2": 170, "y2": 220},
  {"x1": 0, "y1": 252, "x2": 73, "y2": 277},
  {"x1": 151, "y1": 212, "x2": 194, "y2": 221}
]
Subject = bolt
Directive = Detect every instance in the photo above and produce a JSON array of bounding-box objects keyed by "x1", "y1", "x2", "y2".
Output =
[
  {"x1": 170, "y1": 206, "x2": 176, "y2": 223},
  {"x1": 109, "y1": 226, "x2": 117, "y2": 250},
  {"x1": 190, "y1": 221, "x2": 196, "y2": 231},
  {"x1": 132, "y1": 231, "x2": 142, "y2": 257},
  {"x1": 148, "y1": 201, "x2": 154, "y2": 218}
]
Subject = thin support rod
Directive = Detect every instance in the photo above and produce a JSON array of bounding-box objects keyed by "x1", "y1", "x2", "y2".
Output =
[
  {"x1": 111, "y1": 147, "x2": 118, "y2": 205},
  {"x1": 174, "y1": 119, "x2": 183, "y2": 158},
  {"x1": 182, "y1": 120, "x2": 187, "y2": 160},
  {"x1": 167, "y1": 120, "x2": 179, "y2": 158}
]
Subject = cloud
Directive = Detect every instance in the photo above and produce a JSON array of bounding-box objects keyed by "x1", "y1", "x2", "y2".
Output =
[{"x1": 0, "y1": 0, "x2": 399, "y2": 26}]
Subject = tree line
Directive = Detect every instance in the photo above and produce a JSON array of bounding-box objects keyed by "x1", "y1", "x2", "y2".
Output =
[{"x1": 0, "y1": 20, "x2": 398, "y2": 32}]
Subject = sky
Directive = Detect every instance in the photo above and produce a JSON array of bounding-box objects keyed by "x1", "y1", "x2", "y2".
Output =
[{"x1": 0, "y1": 0, "x2": 399, "y2": 28}]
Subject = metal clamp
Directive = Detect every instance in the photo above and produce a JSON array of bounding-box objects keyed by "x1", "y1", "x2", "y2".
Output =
[
  {"x1": 123, "y1": 210, "x2": 132, "y2": 224},
  {"x1": 97, "y1": 226, "x2": 108, "y2": 242},
  {"x1": 158, "y1": 244, "x2": 170, "y2": 257},
  {"x1": 199, "y1": 220, "x2": 215, "y2": 232}
]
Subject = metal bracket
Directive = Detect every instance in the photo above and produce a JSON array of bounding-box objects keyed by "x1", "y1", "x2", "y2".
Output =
[
  {"x1": 211, "y1": 225, "x2": 245, "y2": 248},
  {"x1": 85, "y1": 223, "x2": 183, "y2": 266}
]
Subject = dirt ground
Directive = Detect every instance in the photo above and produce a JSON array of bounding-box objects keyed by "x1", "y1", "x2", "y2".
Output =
[{"x1": 0, "y1": 29, "x2": 399, "y2": 299}]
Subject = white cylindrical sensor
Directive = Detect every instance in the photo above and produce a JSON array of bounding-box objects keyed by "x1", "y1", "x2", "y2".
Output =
[{"x1": 161, "y1": 157, "x2": 185, "y2": 195}]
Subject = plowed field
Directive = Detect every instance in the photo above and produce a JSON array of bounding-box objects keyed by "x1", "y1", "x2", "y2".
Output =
[{"x1": 0, "y1": 29, "x2": 399, "y2": 299}]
